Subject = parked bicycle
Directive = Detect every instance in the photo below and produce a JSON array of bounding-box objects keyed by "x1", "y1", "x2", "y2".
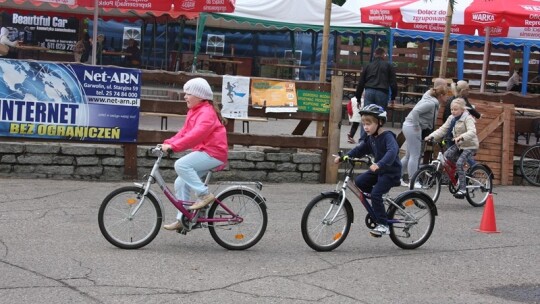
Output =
[
  {"x1": 519, "y1": 143, "x2": 540, "y2": 186},
  {"x1": 409, "y1": 140, "x2": 493, "y2": 207},
  {"x1": 301, "y1": 154, "x2": 437, "y2": 251},
  {"x1": 98, "y1": 146, "x2": 268, "y2": 250}
]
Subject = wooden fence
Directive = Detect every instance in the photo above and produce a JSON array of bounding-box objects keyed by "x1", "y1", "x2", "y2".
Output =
[{"x1": 130, "y1": 71, "x2": 343, "y2": 183}]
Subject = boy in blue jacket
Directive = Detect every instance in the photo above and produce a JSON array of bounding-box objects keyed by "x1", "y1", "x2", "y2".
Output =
[{"x1": 335, "y1": 104, "x2": 402, "y2": 237}]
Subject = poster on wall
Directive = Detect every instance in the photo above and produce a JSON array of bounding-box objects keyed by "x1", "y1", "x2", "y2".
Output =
[
  {"x1": 221, "y1": 75, "x2": 249, "y2": 119},
  {"x1": 250, "y1": 79, "x2": 297, "y2": 113},
  {"x1": 0, "y1": 58, "x2": 141, "y2": 142},
  {"x1": 1, "y1": 12, "x2": 79, "y2": 52}
]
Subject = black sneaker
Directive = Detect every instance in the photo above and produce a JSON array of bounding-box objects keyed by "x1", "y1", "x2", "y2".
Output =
[{"x1": 454, "y1": 190, "x2": 466, "y2": 199}]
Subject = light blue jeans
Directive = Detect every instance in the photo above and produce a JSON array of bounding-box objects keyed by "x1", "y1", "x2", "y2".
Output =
[
  {"x1": 401, "y1": 121, "x2": 422, "y2": 179},
  {"x1": 174, "y1": 151, "x2": 224, "y2": 220}
]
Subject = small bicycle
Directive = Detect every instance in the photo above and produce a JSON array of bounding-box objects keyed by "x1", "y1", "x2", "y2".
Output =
[
  {"x1": 519, "y1": 143, "x2": 540, "y2": 186},
  {"x1": 301, "y1": 154, "x2": 437, "y2": 251},
  {"x1": 409, "y1": 140, "x2": 493, "y2": 207},
  {"x1": 98, "y1": 146, "x2": 268, "y2": 250}
]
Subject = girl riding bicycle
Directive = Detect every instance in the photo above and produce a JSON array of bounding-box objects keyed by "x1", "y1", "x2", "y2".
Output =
[
  {"x1": 424, "y1": 98, "x2": 479, "y2": 199},
  {"x1": 161, "y1": 77, "x2": 228, "y2": 231},
  {"x1": 334, "y1": 104, "x2": 401, "y2": 237}
]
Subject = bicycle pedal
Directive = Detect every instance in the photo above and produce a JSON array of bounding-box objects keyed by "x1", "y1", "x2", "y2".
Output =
[{"x1": 176, "y1": 228, "x2": 188, "y2": 235}]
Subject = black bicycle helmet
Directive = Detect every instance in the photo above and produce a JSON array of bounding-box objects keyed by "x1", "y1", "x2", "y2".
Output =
[{"x1": 359, "y1": 104, "x2": 387, "y2": 124}]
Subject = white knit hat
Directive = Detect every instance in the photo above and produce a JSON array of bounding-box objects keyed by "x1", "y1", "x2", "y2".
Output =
[{"x1": 184, "y1": 77, "x2": 213, "y2": 100}]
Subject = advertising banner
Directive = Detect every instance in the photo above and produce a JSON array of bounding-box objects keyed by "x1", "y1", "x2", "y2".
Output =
[
  {"x1": 250, "y1": 79, "x2": 297, "y2": 113},
  {"x1": 1, "y1": 12, "x2": 79, "y2": 51},
  {"x1": 0, "y1": 59, "x2": 140, "y2": 142},
  {"x1": 221, "y1": 75, "x2": 249, "y2": 119}
]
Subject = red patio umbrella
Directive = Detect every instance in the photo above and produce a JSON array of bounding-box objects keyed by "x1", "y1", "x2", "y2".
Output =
[
  {"x1": 358, "y1": 0, "x2": 540, "y2": 91},
  {"x1": 172, "y1": 0, "x2": 236, "y2": 13},
  {"x1": 360, "y1": 0, "x2": 539, "y2": 39}
]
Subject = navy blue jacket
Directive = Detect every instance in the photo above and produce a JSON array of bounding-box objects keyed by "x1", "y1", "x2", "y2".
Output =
[{"x1": 347, "y1": 130, "x2": 402, "y2": 176}]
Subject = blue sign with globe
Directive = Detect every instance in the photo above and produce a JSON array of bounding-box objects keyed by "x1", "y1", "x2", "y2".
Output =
[{"x1": 0, "y1": 59, "x2": 140, "y2": 142}]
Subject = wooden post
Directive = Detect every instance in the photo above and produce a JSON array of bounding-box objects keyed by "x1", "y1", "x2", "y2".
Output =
[
  {"x1": 325, "y1": 75, "x2": 344, "y2": 183},
  {"x1": 501, "y1": 105, "x2": 513, "y2": 185},
  {"x1": 123, "y1": 143, "x2": 138, "y2": 180}
]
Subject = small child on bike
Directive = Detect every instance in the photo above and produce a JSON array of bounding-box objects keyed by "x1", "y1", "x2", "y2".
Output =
[
  {"x1": 161, "y1": 77, "x2": 229, "y2": 231},
  {"x1": 334, "y1": 104, "x2": 402, "y2": 237},
  {"x1": 424, "y1": 98, "x2": 479, "y2": 199}
]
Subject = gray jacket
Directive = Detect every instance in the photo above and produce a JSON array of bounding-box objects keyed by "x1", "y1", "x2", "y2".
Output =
[{"x1": 404, "y1": 91, "x2": 439, "y2": 130}]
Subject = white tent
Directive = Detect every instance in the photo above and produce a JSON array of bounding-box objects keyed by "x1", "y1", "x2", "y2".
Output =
[
  {"x1": 186, "y1": 0, "x2": 385, "y2": 75},
  {"x1": 192, "y1": 0, "x2": 383, "y2": 33}
]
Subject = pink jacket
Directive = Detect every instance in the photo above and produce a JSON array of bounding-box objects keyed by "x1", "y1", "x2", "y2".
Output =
[{"x1": 164, "y1": 102, "x2": 228, "y2": 166}]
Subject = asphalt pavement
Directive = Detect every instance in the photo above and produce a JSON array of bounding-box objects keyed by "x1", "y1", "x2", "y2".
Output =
[{"x1": 0, "y1": 177, "x2": 539, "y2": 304}]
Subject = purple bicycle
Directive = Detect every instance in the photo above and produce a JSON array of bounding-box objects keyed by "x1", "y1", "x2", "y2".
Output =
[{"x1": 98, "y1": 146, "x2": 268, "y2": 250}]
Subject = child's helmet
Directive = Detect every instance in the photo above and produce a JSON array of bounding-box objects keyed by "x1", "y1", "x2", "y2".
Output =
[{"x1": 359, "y1": 104, "x2": 387, "y2": 124}]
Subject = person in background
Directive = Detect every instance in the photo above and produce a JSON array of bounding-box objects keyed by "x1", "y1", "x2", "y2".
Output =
[
  {"x1": 425, "y1": 98, "x2": 479, "y2": 199},
  {"x1": 74, "y1": 33, "x2": 91, "y2": 63},
  {"x1": 354, "y1": 47, "x2": 398, "y2": 139},
  {"x1": 354, "y1": 47, "x2": 398, "y2": 110},
  {"x1": 124, "y1": 38, "x2": 141, "y2": 68},
  {"x1": 0, "y1": 27, "x2": 20, "y2": 59},
  {"x1": 443, "y1": 80, "x2": 481, "y2": 122},
  {"x1": 400, "y1": 85, "x2": 448, "y2": 187},
  {"x1": 507, "y1": 68, "x2": 522, "y2": 92},
  {"x1": 347, "y1": 94, "x2": 363, "y2": 144},
  {"x1": 334, "y1": 104, "x2": 401, "y2": 237},
  {"x1": 96, "y1": 34, "x2": 104, "y2": 65},
  {"x1": 161, "y1": 78, "x2": 228, "y2": 231}
]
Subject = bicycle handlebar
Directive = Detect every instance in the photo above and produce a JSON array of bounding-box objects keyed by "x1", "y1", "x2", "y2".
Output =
[{"x1": 334, "y1": 151, "x2": 374, "y2": 166}]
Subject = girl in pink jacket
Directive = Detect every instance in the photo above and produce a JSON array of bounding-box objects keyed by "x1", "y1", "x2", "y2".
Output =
[{"x1": 161, "y1": 78, "x2": 228, "y2": 231}]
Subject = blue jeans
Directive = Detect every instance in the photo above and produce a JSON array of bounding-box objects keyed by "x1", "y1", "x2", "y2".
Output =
[
  {"x1": 359, "y1": 88, "x2": 390, "y2": 139},
  {"x1": 355, "y1": 171, "x2": 400, "y2": 226},
  {"x1": 174, "y1": 151, "x2": 223, "y2": 220}
]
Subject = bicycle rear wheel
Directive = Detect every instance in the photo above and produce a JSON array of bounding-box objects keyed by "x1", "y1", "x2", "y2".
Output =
[
  {"x1": 301, "y1": 192, "x2": 353, "y2": 252},
  {"x1": 98, "y1": 186, "x2": 162, "y2": 249},
  {"x1": 409, "y1": 165, "x2": 441, "y2": 203},
  {"x1": 208, "y1": 189, "x2": 267, "y2": 250},
  {"x1": 465, "y1": 165, "x2": 493, "y2": 207},
  {"x1": 388, "y1": 192, "x2": 436, "y2": 250},
  {"x1": 520, "y1": 144, "x2": 540, "y2": 186}
]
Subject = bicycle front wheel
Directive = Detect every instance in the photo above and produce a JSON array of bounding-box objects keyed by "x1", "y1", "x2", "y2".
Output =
[
  {"x1": 388, "y1": 192, "x2": 436, "y2": 250},
  {"x1": 208, "y1": 189, "x2": 267, "y2": 250},
  {"x1": 520, "y1": 145, "x2": 540, "y2": 186},
  {"x1": 466, "y1": 165, "x2": 493, "y2": 207},
  {"x1": 98, "y1": 186, "x2": 162, "y2": 249},
  {"x1": 301, "y1": 192, "x2": 353, "y2": 252},
  {"x1": 409, "y1": 165, "x2": 441, "y2": 203}
]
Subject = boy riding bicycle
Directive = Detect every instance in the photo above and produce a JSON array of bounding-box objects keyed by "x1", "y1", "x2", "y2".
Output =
[
  {"x1": 424, "y1": 98, "x2": 479, "y2": 199},
  {"x1": 334, "y1": 104, "x2": 402, "y2": 237}
]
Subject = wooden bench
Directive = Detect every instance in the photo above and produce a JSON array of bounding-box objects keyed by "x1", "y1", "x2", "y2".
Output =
[
  {"x1": 400, "y1": 91, "x2": 423, "y2": 104},
  {"x1": 141, "y1": 112, "x2": 185, "y2": 130},
  {"x1": 234, "y1": 117, "x2": 269, "y2": 133},
  {"x1": 515, "y1": 115, "x2": 540, "y2": 145},
  {"x1": 387, "y1": 103, "x2": 414, "y2": 127}
]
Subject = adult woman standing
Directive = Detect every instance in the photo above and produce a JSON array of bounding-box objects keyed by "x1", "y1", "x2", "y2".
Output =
[
  {"x1": 443, "y1": 80, "x2": 481, "y2": 122},
  {"x1": 400, "y1": 85, "x2": 448, "y2": 186}
]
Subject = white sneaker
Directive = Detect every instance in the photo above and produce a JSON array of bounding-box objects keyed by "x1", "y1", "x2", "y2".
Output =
[
  {"x1": 413, "y1": 182, "x2": 422, "y2": 189},
  {"x1": 400, "y1": 179, "x2": 409, "y2": 187},
  {"x1": 369, "y1": 224, "x2": 390, "y2": 237}
]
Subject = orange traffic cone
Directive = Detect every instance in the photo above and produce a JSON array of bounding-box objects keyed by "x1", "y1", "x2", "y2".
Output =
[{"x1": 475, "y1": 193, "x2": 500, "y2": 233}]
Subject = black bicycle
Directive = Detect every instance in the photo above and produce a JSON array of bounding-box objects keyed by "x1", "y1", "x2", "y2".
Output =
[{"x1": 519, "y1": 143, "x2": 540, "y2": 186}]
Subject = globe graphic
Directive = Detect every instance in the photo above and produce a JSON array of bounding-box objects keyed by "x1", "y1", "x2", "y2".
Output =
[
  {"x1": 0, "y1": 59, "x2": 85, "y2": 103},
  {"x1": 0, "y1": 59, "x2": 90, "y2": 136}
]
